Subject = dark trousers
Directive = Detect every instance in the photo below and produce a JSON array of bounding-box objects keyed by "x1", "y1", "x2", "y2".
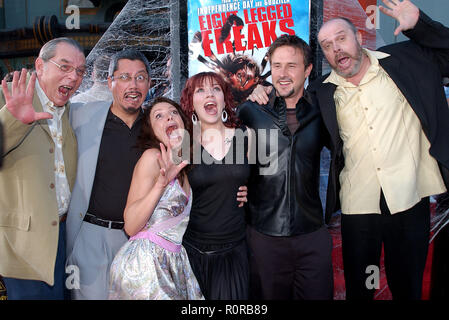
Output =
[
  {"x1": 3, "y1": 221, "x2": 69, "y2": 300},
  {"x1": 247, "y1": 225, "x2": 334, "y2": 300},
  {"x1": 341, "y1": 194, "x2": 430, "y2": 300},
  {"x1": 430, "y1": 217, "x2": 449, "y2": 299},
  {"x1": 430, "y1": 192, "x2": 449, "y2": 299}
]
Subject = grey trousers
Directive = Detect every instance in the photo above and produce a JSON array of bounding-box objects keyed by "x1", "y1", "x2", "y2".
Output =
[{"x1": 66, "y1": 221, "x2": 128, "y2": 300}]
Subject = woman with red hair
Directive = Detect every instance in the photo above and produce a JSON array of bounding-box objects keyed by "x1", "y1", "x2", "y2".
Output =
[{"x1": 180, "y1": 72, "x2": 251, "y2": 300}]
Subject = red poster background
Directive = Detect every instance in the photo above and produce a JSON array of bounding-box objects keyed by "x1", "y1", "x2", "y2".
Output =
[{"x1": 324, "y1": 0, "x2": 377, "y2": 49}]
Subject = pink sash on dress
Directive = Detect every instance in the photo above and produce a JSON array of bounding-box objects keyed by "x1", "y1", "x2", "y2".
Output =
[{"x1": 129, "y1": 180, "x2": 191, "y2": 253}]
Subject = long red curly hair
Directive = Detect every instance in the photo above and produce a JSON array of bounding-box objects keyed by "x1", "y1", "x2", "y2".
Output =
[{"x1": 180, "y1": 72, "x2": 240, "y2": 129}]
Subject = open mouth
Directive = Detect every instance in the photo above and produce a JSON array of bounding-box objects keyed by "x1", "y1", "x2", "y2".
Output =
[
  {"x1": 165, "y1": 124, "x2": 183, "y2": 145},
  {"x1": 278, "y1": 79, "x2": 292, "y2": 87},
  {"x1": 337, "y1": 55, "x2": 351, "y2": 69},
  {"x1": 124, "y1": 92, "x2": 142, "y2": 102},
  {"x1": 166, "y1": 124, "x2": 179, "y2": 138},
  {"x1": 58, "y1": 85, "x2": 73, "y2": 97},
  {"x1": 204, "y1": 101, "x2": 217, "y2": 115}
]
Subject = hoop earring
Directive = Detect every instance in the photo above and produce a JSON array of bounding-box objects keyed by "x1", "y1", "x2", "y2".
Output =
[
  {"x1": 221, "y1": 109, "x2": 228, "y2": 123},
  {"x1": 192, "y1": 113, "x2": 198, "y2": 125}
]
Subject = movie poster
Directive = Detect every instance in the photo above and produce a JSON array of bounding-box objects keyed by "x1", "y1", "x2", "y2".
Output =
[{"x1": 187, "y1": 0, "x2": 310, "y2": 103}]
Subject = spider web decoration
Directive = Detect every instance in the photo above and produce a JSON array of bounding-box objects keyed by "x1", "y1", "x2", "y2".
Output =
[{"x1": 72, "y1": 0, "x2": 188, "y2": 103}]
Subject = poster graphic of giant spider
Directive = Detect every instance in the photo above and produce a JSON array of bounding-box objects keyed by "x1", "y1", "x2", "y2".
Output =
[{"x1": 188, "y1": 0, "x2": 310, "y2": 104}]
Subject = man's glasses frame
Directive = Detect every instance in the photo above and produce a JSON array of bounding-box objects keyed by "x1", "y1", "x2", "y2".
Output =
[
  {"x1": 48, "y1": 60, "x2": 86, "y2": 77},
  {"x1": 111, "y1": 73, "x2": 149, "y2": 83}
]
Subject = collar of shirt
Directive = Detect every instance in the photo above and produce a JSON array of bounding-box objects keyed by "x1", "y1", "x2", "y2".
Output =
[
  {"x1": 35, "y1": 79, "x2": 65, "y2": 120},
  {"x1": 323, "y1": 49, "x2": 391, "y2": 87},
  {"x1": 107, "y1": 107, "x2": 143, "y2": 128},
  {"x1": 273, "y1": 90, "x2": 313, "y2": 113}
]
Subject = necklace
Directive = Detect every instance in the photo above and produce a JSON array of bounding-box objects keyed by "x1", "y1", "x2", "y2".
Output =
[{"x1": 224, "y1": 137, "x2": 232, "y2": 144}]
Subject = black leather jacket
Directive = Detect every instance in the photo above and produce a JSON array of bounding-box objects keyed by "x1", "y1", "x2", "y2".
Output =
[{"x1": 237, "y1": 90, "x2": 329, "y2": 236}]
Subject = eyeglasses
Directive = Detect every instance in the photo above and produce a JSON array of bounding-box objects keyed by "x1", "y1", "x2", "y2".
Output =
[
  {"x1": 49, "y1": 60, "x2": 86, "y2": 77},
  {"x1": 111, "y1": 73, "x2": 149, "y2": 83}
]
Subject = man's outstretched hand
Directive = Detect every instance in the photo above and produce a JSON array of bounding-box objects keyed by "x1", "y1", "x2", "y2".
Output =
[
  {"x1": 1, "y1": 69, "x2": 52, "y2": 124},
  {"x1": 379, "y1": 0, "x2": 420, "y2": 36}
]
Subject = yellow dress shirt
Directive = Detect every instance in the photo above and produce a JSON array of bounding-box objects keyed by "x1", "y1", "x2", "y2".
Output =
[{"x1": 324, "y1": 49, "x2": 446, "y2": 214}]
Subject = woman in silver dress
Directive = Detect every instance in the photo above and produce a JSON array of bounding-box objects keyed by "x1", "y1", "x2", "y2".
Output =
[{"x1": 109, "y1": 97, "x2": 204, "y2": 300}]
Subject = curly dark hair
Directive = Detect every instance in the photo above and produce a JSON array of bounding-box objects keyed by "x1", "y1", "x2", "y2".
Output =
[{"x1": 137, "y1": 97, "x2": 191, "y2": 184}]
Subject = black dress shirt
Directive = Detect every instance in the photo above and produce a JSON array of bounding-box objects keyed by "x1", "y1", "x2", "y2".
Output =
[{"x1": 87, "y1": 109, "x2": 143, "y2": 221}]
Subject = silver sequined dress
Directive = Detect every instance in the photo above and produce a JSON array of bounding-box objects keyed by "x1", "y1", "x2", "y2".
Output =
[{"x1": 109, "y1": 179, "x2": 204, "y2": 300}]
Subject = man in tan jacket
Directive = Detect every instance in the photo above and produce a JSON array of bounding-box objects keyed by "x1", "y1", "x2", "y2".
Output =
[{"x1": 0, "y1": 38, "x2": 85, "y2": 299}]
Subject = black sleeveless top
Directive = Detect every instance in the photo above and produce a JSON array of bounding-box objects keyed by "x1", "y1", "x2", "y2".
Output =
[{"x1": 183, "y1": 126, "x2": 251, "y2": 245}]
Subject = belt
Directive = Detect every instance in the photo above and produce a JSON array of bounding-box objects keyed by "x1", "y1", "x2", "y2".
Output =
[
  {"x1": 183, "y1": 239, "x2": 244, "y2": 255},
  {"x1": 83, "y1": 213, "x2": 124, "y2": 230},
  {"x1": 59, "y1": 213, "x2": 67, "y2": 223}
]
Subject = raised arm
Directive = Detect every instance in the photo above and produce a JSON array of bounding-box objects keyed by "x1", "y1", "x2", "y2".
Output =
[
  {"x1": 379, "y1": 0, "x2": 420, "y2": 36},
  {"x1": 0, "y1": 70, "x2": 54, "y2": 155},
  {"x1": 246, "y1": 84, "x2": 273, "y2": 105},
  {"x1": 123, "y1": 144, "x2": 188, "y2": 237},
  {"x1": 1, "y1": 69, "x2": 52, "y2": 124},
  {"x1": 380, "y1": 0, "x2": 449, "y2": 75}
]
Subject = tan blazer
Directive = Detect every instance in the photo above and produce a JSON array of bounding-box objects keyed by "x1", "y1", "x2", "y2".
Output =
[{"x1": 0, "y1": 80, "x2": 77, "y2": 285}]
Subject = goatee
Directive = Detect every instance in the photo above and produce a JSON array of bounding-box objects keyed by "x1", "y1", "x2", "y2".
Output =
[
  {"x1": 335, "y1": 44, "x2": 364, "y2": 79},
  {"x1": 275, "y1": 87, "x2": 295, "y2": 99},
  {"x1": 124, "y1": 106, "x2": 140, "y2": 114}
]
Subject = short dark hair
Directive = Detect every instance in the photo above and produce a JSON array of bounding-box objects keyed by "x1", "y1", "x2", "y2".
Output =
[
  {"x1": 39, "y1": 37, "x2": 84, "y2": 61},
  {"x1": 267, "y1": 34, "x2": 312, "y2": 68},
  {"x1": 108, "y1": 49, "x2": 151, "y2": 78}
]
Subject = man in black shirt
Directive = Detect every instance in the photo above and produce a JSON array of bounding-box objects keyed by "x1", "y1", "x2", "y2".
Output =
[
  {"x1": 66, "y1": 49, "x2": 151, "y2": 299},
  {"x1": 237, "y1": 35, "x2": 334, "y2": 299}
]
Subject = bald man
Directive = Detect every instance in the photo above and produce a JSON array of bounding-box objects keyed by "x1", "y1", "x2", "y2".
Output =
[{"x1": 309, "y1": 0, "x2": 449, "y2": 299}]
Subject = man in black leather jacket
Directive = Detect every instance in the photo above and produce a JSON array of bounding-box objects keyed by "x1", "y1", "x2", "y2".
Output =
[{"x1": 237, "y1": 35, "x2": 334, "y2": 300}]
